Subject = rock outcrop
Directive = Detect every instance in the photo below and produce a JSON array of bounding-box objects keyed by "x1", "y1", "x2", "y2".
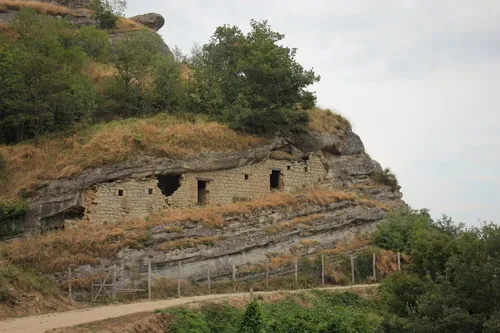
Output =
[
  {"x1": 130, "y1": 12, "x2": 165, "y2": 31},
  {"x1": 7, "y1": 127, "x2": 405, "y2": 237}
]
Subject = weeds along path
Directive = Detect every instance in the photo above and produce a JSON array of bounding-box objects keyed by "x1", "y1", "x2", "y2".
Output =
[{"x1": 0, "y1": 284, "x2": 378, "y2": 333}]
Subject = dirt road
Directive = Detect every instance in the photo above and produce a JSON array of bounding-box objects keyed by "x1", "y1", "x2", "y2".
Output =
[{"x1": 0, "y1": 284, "x2": 378, "y2": 333}]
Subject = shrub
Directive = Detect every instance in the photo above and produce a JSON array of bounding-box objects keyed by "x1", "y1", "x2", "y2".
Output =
[
  {"x1": 0, "y1": 199, "x2": 28, "y2": 224},
  {"x1": 91, "y1": 0, "x2": 125, "y2": 30},
  {"x1": 156, "y1": 307, "x2": 209, "y2": 333},
  {"x1": 240, "y1": 301, "x2": 264, "y2": 333},
  {"x1": 371, "y1": 168, "x2": 400, "y2": 192}
]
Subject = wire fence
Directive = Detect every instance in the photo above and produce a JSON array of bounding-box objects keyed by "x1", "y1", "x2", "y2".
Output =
[{"x1": 65, "y1": 250, "x2": 404, "y2": 302}]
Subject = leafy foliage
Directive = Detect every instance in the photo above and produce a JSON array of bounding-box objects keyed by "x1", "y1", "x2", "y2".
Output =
[
  {"x1": 186, "y1": 20, "x2": 320, "y2": 135},
  {"x1": 240, "y1": 301, "x2": 264, "y2": 333},
  {"x1": 377, "y1": 211, "x2": 500, "y2": 333},
  {"x1": 373, "y1": 209, "x2": 433, "y2": 253},
  {"x1": 0, "y1": 199, "x2": 28, "y2": 223},
  {"x1": 158, "y1": 291, "x2": 382, "y2": 333},
  {"x1": 91, "y1": 0, "x2": 126, "y2": 29}
]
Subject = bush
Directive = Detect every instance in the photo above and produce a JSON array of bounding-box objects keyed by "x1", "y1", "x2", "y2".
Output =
[
  {"x1": 0, "y1": 200, "x2": 28, "y2": 224},
  {"x1": 371, "y1": 168, "x2": 400, "y2": 192},
  {"x1": 240, "y1": 301, "x2": 264, "y2": 333},
  {"x1": 91, "y1": 0, "x2": 120, "y2": 29},
  {"x1": 373, "y1": 209, "x2": 433, "y2": 253}
]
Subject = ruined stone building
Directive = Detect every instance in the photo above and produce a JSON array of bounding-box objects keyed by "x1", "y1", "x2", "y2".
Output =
[{"x1": 83, "y1": 155, "x2": 327, "y2": 223}]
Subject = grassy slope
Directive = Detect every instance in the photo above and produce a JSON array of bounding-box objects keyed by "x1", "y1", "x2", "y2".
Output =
[
  {"x1": 0, "y1": 109, "x2": 349, "y2": 201},
  {"x1": 0, "y1": 263, "x2": 74, "y2": 320},
  {"x1": 0, "y1": 0, "x2": 146, "y2": 31},
  {"x1": 0, "y1": 114, "x2": 265, "y2": 200}
]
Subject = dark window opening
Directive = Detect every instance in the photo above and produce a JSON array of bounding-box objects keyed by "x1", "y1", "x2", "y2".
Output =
[
  {"x1": 304, "y1": 166, "x2": 308, "y2": 172},
  {"x1": 270, "y1": 170, "x2": 281, "y2": 190},
  {"x1": 198, "y1": 180, "x2": 208, "y2": 205},
  {"x1": 245, "y1": 174, "x2": 249, "y2": 180},
  {"x1": 157, "y1": 174, "x2": 182, "y2": 197},
  {"x1": 118, "y1": 189, "x2": 124, "y2": 197},
  {"x1": 148, "y1": 188, "x2": 153, "y2": 195},
  {"x1": 287, "y1": 165, "x2": 291, "y2": 170}
]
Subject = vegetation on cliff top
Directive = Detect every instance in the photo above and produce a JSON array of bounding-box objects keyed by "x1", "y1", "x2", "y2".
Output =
[{"x1": 0, "y1": 5, "x2": 350, "y2": 201}]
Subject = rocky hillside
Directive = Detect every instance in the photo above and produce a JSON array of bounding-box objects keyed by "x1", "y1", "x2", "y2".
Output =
[{"x1": 0, "y1": 0, "x2": 405, "y2": 300}]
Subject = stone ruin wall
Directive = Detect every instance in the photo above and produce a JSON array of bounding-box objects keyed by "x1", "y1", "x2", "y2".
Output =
[{"x1": 83, "y1": 155, "x2": 327, "y2": 223}]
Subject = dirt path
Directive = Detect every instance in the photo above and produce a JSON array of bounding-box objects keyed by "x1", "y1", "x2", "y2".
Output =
[{"x1": 0, "y1": 284, "x2": 378, "y2": 333}]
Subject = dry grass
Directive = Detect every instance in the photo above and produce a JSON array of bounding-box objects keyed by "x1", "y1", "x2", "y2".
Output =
[
  {"x1": 0, "y1": 188, "x2": 385, "y2": 274},
  {"x1": 265, "y1": 214, "x2": 325, "y2": 234},
  {"x1": 116, "y1": 17, "x2": 149, "y2": 32},
  {"x1": 82, "y1": 61, "x2": 117, "y2": 84},
  {"x1": 358, "y1": 199, "x2": 391, "y2": 211},
  {"x1": 307, "y1": 107, "x2": 352, "y2": 134},
  {"x1": 300, "y1": 239, "x2": 321, "y2": 247},
  {"x1": 158, "y1": 236, "x2": 219, "y2": 251},
  {"x1": 0, "y1": 114, "x2": 265, "y2": 200},
  {"x1": 0, "y1": 0, "x2": 77, "y2": 16},
  {"x1": 321, "y1": 234, "x2": 372, "y2": 255}
]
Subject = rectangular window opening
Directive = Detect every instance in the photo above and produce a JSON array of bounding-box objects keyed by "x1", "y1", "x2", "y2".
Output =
[
  {"x1": 148, "y1": 188, "x2": 153, "y2": 195},
  {"x1": 304, "y1": 166, "x2": 309, "y2": 172},
  {"x1": 197, "y1": 180, "x2": 208, "y2": 206},
  {"x1": 287, "y1": 165, "x2": 291, "y2": 170},
  {"x1": 118, "y1": 189, "x2": 124, "y2": 197},
  {"x1": 245, "y1": 174, "x2": 249, "y2": 181}
]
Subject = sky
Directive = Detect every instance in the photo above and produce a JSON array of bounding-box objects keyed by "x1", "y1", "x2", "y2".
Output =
[{"x1": 126, "y1": 0, "x2": 500, "y2": 226}]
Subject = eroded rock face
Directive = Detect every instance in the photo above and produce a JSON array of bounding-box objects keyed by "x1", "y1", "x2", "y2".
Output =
[
  {"x1": 129, "y1": 12, "x2": 165, "y2": 31},
  {"x1": 4, "y1": 128, "x2": 405, "y2": 238}
]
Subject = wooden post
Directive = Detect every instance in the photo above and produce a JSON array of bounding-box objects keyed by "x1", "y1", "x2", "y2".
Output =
[
  {"x1": 294, "y1": 257, "x2": 298, "y2": 287},
  {"x1": 350, "y1": 254, "x2": 355, "y2": 284},
  {"x1": 207, "y1": 265, "x2": 211, "y2": 294},
  {"x1": 177, "y1": 261, "x2": 181, "y2": 298},
  {"x1": 372, "y1": 253, "x2": 376, "y2": 282},
  {"x1": 397, "y1": 252, "x2": 401, "y2": 271},
  {"x1": 68, "y1": 267, "x2": 72, "y2": 299},
  {"x1": 232, "y1": 263, "x2": 236, "y2": 293},
  {"x1": 112, "y1": 265, "x2": 117, "y2": 300},
  {"x1": 147, "y1": 259, "x2": 152, "y2": 300},
  {"x1": 321, "y1": 254, "x2": 325, "y2": 285},
  {"x1": 265, "y1": 262, "x2": 269, "y2": 289}
]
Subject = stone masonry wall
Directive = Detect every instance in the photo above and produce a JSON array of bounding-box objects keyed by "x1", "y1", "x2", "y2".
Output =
[
  {"x1": 83, "y1": 179, "x2": 166, "y2": 223},
  {"x1": 83, "y1": 156, "x2": 327, "y2": 223}
]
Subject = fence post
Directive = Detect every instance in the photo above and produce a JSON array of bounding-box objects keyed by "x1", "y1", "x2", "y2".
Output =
[
  {"x1": 68, "y1": 267, "x2": 72, "y2": 299},
  {"x1": 148, "y1": 259, "x2": 152, "y2": 300},
  {"x1": 265, "y1": 261, "x2": 269, "y2": 289},
  {"x1": 232, "y1": 263, "x2": 236, "y2": 293},
  {"x1": 207, "y1": 265, "x2": 211, "y2": 294},
  {"x1": 177, "y1": 261, "x2": 181, "y2": 298},
  {"x1": 112, "y1": 265, "x2": 117, "y2": 300},
  {"x1": 373, "y1": 253, "x2": 376, "y2": 282},
  {"x1": 397, "y1": 252, "x2": 401, "y2": 271},
  {"x1": 294, "y1": 257, "x2": 298, "y2": 287},
  {"x1": 321, "y1": 254, "x2": 325, "y2": 285},
  {"x1": 350, "y1": 254, "x2": 355, "y2": 284}
]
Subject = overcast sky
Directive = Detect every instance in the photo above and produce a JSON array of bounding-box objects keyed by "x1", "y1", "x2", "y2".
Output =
[{"x1": 127, "y1": 0, "x2": 500, "y2": 226}]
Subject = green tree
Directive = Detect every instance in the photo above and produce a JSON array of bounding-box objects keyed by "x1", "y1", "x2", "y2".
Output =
[
  {"x1": 240, "y1": 300, "x2": 264, "y2": 333},
  {"x1": 188, "y1": 20, "x2": 320, "y2": 134},
  {"x1": 103, "y1": 30, "x2": 166, "y2": 117},
  {"x1": 91, "y1": 0, "x2": 126, "y2": 29},
  {"x1": 373, "y1": 209, "x2": 433, "y2": 253}
]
